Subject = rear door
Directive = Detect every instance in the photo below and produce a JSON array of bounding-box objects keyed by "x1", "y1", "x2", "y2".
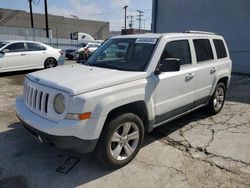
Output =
[
  {"x1": 154, "y1": 38, "x2": 197, "y2": 124},
  {"x1": 192, "y1": 38, "x2": 217, "y2": 105},
  {"x1": 26, "y1": 42, "x2": 47, "y2": 68},
  {"x1": 0, "y1": 42, "x2": 28, "y2": 71}
]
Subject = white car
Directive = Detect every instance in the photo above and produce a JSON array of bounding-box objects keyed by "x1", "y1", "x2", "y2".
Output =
[
  {"x1": 16, "y1": 31, "x2": 232, "y2": 168},
  {"x1": 0, "y1": 41, "x2": 64, "y2": 73}
]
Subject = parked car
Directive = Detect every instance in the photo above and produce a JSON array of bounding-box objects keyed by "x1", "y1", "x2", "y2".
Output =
[
  {"x1": 65, "y1": 49, "x2": 77, "y2": 60},
  {"x1": 0, "y1": 40, "x2": 64, "y2": 73},
  {"x1": 16, "y1": 31, "x2": 232, "y2": 168}
]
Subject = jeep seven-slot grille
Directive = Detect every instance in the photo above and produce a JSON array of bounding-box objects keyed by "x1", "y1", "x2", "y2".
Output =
[{"x1": 23, "y1": 81, "x2": 49, "y2": 114}]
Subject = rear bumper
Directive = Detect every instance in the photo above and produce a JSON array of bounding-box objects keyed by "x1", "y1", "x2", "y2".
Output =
[{"x1": 19, "y1": 118, "x2": 98, "y2": 153}]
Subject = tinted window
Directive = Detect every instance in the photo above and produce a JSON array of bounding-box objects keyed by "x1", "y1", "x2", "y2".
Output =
[
  {"x1": 161, "y1": 40, "x2": 191, "y2": 65},
  {"x1": 213, "y1": 39, "x2": 227, "y2": 59},
  {"x1": 5, "y1": 43, "x2": 25, "y2": 52},
  {"x1": 193, "y1": 39, "x2": 214, "y2": 62},
  {"x1": 27, "y1": 43, "x2": 45, "y2": 51}
]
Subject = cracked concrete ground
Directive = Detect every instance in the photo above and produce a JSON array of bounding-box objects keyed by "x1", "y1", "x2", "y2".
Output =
[{"x1": 0, "y1": 62, "x2": 250, "y2": 187}]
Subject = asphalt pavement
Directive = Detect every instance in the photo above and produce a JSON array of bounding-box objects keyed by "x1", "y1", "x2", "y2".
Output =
[{"x1": 0, "y1": 60, "x2": 249, "y2": 187}]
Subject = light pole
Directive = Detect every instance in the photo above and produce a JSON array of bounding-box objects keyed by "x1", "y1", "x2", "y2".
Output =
[{"x1": 123, "y1": 5, "x2": 128, "y2": 33}]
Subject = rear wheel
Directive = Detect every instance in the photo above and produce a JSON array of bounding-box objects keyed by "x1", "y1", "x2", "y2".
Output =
[
  {"x1": 44, "y1": 58, "x2": 57, "y2": 69},
  {"x1": 96, "y1": 113, "x2": 144, "y2": 168},
  {"x1": 206, "y1": 83, "x2": 226, "y2": 115}
]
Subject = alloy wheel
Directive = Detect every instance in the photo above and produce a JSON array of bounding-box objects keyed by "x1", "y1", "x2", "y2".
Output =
[{"x1": 110, "y1": 122, "x2": 140, "y2": 161}]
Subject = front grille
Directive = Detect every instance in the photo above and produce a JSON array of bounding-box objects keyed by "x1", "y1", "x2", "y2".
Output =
[{"x1": 23, "y1": 80, "x2": 50, "y2": 115}]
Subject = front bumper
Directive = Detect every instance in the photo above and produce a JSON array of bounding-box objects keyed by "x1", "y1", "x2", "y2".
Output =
[
  {"x1": 19, "y1": 118, "x2": 97, "y2": 153},
  {"x1": 15, "y1": 96, "x2": 106, "y2": 153}
]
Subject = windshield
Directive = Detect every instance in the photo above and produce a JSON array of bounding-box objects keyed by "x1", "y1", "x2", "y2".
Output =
[
  {"x1": 86, "y1": 38, "x2": 157, "y2": 71},
  {"x1": 0, "y1": 42, "x2": 9, "y2": 48}
]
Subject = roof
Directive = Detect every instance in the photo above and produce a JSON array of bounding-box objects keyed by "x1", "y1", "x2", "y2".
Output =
[
  {"x1": 0, "y1": 40, "x2": 44, "y2": 43},
  {"x1": 111, "y1": 31, "x2": 222, "y2": 39}
]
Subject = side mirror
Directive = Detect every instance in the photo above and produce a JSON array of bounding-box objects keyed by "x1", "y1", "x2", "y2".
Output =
[
  {"x1": 2, "y1": 49, "x2": 9, "y2": 53},
  {"x1": 155, "y1": 58, "x2": 180, "y2": 74}
]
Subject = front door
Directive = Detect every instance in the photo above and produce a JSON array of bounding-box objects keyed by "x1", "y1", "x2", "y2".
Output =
[
  {"x1": 154, "y1": 39, "x2": 197, "y2": 124},
  {"x1": 0, "y1": 42, "x2": 28, "y2": 72}
]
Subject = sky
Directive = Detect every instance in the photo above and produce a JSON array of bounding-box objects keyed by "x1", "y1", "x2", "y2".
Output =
[{"x1": 0, "y1": 0, "x2": 153, "y2": 31}]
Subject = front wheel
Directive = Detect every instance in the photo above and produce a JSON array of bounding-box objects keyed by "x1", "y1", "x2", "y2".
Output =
[
  {"x1": 44, "y1": 58, "x2": 57, "y2": 69},
  {"x1": 206, "y1": 83, "x2": 226, "y2": 115},
  {"x1": 96, "y1": 113, "x2": 144, "y2": 168}
]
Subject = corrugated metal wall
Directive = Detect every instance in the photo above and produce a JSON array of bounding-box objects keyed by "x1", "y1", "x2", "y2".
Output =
[
  {"x1": 152, "y1": 0, "x2": 250, "y2": 73},
  {"x1": 0, "y1": 34, "x2": 92, "y2": 50}
]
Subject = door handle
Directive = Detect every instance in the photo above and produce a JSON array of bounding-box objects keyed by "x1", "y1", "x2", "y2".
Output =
[
  {"x1": 210, "y1": 67, "x2": 216, "y2": 74},
  {"x1": 185, "y1": 73, "x2": 195, "y2": 82},
  {"x1": 20, "y1": 54, "x2": 26, "y2": 56}
]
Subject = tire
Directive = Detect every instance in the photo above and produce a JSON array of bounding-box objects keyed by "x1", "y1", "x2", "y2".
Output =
[
  {"x1": 95, "y1": 113, "x2": 144, "y2": 168},
  {"x1": 206, "y1": 83, "x2": 226, "y2": 115},
  {"x1": 44, "y1": 58, "x2": 57, "y2": 69}
]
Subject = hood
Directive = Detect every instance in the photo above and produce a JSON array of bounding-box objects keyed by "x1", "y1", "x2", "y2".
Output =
[{"x1": 27, "y1": 64, "x2": 147, "y2": 95}]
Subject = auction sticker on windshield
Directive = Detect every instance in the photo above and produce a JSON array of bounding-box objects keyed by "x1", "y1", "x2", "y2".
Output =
[{"x1": 135, "y1": 38, "x2": 157, "y2": 44}]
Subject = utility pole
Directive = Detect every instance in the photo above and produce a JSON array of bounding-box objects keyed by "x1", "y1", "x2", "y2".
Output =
[
  {"x1": 44, "y1": 0, "x2": 49, "y2": 38},
  {"x1": 123, "y1": 5, "x2": 128, "y2": 32},
  {"x1": 137, "y1": 10, "x2": 144, "y2": 34},
  {"x1": 128, "y1": 15, "x2": 134, "y2": 29},
  {"x1": 28, "y1": 0, "x2": 34, "y2": 28}
]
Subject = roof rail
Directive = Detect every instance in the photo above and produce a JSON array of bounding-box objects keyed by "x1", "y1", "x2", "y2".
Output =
[{"x1": 184, "y1": 30, "x2": 216, "y2": 35}]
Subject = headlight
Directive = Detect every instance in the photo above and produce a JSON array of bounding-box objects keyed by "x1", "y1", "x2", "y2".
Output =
[{"x1": 54, "y1": 94, "x2": 66, "y2": 114}]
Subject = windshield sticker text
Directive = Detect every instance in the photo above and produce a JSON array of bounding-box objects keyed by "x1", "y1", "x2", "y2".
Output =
[{"x1": 135, "y1": 38, "x2": 157, "y2": 44}]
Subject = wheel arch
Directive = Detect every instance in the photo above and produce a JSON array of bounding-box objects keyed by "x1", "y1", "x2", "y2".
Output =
[
  {"x1": 104, "y1": 101, "x2": 151, "y2": 133},
  {"x1": 217, "y1": 76, "x2": 229, "y2": 89}
]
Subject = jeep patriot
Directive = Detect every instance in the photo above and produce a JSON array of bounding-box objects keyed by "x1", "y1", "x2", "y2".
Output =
[{"x1": 16, "y1": 31, "x2": 232, "y2": 168}]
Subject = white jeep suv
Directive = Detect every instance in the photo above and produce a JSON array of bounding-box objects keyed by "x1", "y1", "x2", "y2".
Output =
[{"x1": 16, "y1": 31, "x2": 232, "y2": 168}]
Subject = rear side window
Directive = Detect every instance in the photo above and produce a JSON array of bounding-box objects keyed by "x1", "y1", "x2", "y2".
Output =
[
  {"x1": 213, "y1": 39, "x2": 227, "y2": 59},
  {"x1": 193, "y1": 39, "x2": 214, "y2": 62},
  {"x1": 27, "y1": 43, "x2": 46, "y2": 51},
  {"x1": 161, "y1": 40, "x2": 191, "y2": 66},
  {"x1": 5, "y1": 42, "x2": 26, "y2": 52}
]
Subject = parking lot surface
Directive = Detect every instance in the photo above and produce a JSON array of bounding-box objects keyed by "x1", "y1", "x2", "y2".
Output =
[{"x1": 0, "y1": 61, "x2": 250, "y2": 187}]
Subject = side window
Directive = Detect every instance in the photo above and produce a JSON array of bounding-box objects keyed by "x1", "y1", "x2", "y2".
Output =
[
  {"x1": 27, "y1": 43, "x2": 44, "y2": 51},
  {"x1": 193, "y1": 39, "x2": 214, "y2": 63},
  {"x1": 161, "y1": 40, "x2": 191, "y2": 66},
  {"x1": 5, "y1": 43, "x2": 26, "y2": 52},
  {"x1": 213, "y1": 39, "x2": 227, "y2": 59}
]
